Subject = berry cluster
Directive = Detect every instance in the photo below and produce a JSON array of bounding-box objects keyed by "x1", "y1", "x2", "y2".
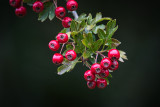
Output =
[
  {"x1": 48, "y1": 33, "x2": 77, "y2": 64},
  {"x1": 84, "y1": 49, "x2": 120, "y2": 89}
]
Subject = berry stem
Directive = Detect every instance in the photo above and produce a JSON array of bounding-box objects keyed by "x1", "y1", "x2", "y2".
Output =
[
  {"x1": 71, "y1": 11, "x2": 79, "y2": 20},
  {"x1": 53, "y1": 0, "x2": 57, "y2": 8},
  {"x1": 60, "y1": 43, "x2": 65, "y2": 54},
  {"x1": 96, "y1": 51, "x2": 106, "y2": 58},
  {"x1": 72, "y1": 42, "x2": 75, "y2": 50},
  {"x1": 95, "y1": 53, "x2": 99, "y2": 63}
]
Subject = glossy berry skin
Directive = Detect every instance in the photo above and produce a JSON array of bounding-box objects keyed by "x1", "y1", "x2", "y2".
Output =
[
  {"x1": 9, "y1": 0, "x2": 21, "y2": 8},
  {"x1": 56, "y1": 33, "x2": 68, "y2": 43},
  {"x1": 84, "y1": 70, "x2": 95, "y2": 81},
  {"x1": 48, "y1": 40, "x2": 60, "y2": 51},
  {"x1": 87, "y1": 81, "x2": 96, "y2": 89},
  {"x1": 100, "y1": 58, "x2": 112, "y2": 69},
  {"x1": 55, "y1": 7, "x2": 66, "y2": 18},
  {"x1": 91, "y1": 63, "x2": 102, "y2": 74},
  {"x1": 52, "y1": 53, "x2": 64, "y2": 64},
  {"x1": 108, "y1": 49, "x2": 120, "y2": 61},
  {"x1": 99, "y1": 69, "x2": 109, "y2": 78},
  {"x1": 62, "y1": 17, "x2": 72, "y2": 28},
  {"x1": 33, "y1": 1, "x2": 44, "y2": 13},
  {"x1": 66, "y1": 0, "x2": 78, "y2": 11},
  {"x1": 109, "y1": 60, "x2": 119, "y2": 70},
  {"x1": 15, "y1": 6, "x2": 27, "y2": 17},
  {"x1": 97, "y1": 78, "x2": 107, "y2": 89},
  {"x1": 65, "y1": 50, "x2": 77, "y2": 61}
]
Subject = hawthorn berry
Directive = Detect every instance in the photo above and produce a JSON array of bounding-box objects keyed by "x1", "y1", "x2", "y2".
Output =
[
  {"x1": 97, "y1": 78, "x2": 107, "y2": 89},
  {"x1": 9, "y1": 0, "x2": 21, "y2": 8},
  {"x1": 99, "y1": 69, "x2": 109, "y2": 78},
  {"x1": 65, "y1": 50, "x2": 77, "y2": 61},
  {"x1": 55, "y1": 7, "x2": 66, "y2": 18},
  {"x1": 66, "y1": 0, "x2": 78, "y2": 11},
  {"x1": 56, "y1": 33, "x2": 68, "y2": 43},
  {"x1": 108, "y1": 49, "x2": 120, "y2": 60},
  {"x1": 91, "y1": 63, "x2": 102, "y2": 74},
  {"x1": 33, "y1": 1, "x2": 44, "y2": 13},
  {"x1": 84, "y1": 70, "x2": 95, "y2": 81},
  {"x1": 15, "y1": 6, "x2": 27, "y2": 17},
  {"x1": 109, "y1": 60, "x2": 119, "y2": 70},
  {"x1": 100, "y1": 58, "x2": 112, "y2": 69},
  {"x1": 52, "y1": 53, "x2": 64, "y2": 64},
  {"x1": 48, "y1": 40, "x2": 60, "y2": 51},
  {"x1": 62, "y1": 17, "x2": 72, "y2": 28},
  {"x1": 87, "y1": 81, "x2": 96, "y2": 89}
]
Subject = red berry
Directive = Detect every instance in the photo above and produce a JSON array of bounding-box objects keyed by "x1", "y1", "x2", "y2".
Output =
[
  {"x1": 84, "y1": 70, "x2": 95, "y2": 81},
  {"x1": 9, "y1": 0, "x2": 21, "y2": 8},
  {"x1": 109, "y1": 60, "x2": 119, "y2": 70},
  {"x1": 55, "y1": 7, "x2": 66, "y2": 18},
  {"x1": 56, "y1": 33, "x2": 68, "y2": 43},
  {"x1": 100, "y1": 58, "x2": 112, "y2": 69},
  {"x1": 15, "y1": 6, "x2": 26, "y2": 17},
  {"x1": 87, "y1": 81, "x2": 96, "y2": 89},
  {"x1": 99, "y1": 69, "x2": 109, "y2": 78},
  {"x1": 62, "y1": 17, "x2": 72, "y2": 28},
  {"x1": 33, "y1": 1, "x2": 44, "y2": 13},
  {"x1": 108, "y1": 49, "x2": 120, "y2": 60},
  {"x1": 66, "y1": 0, "x2": 78, "y2": 11},
  {"x1": 65, "y1": 50, "x2": 77, "y2": 61},
  {"x1": 48, "y1": 40, "x2": 60, "y2": 51},
  {"x1": 91, "y1": 63, "x2": 102, "y2": 74},
  {"x1": 52, "y1": 53, "x2": 64, "y2": 64},
  {"x1": 97, "y1": 78, "x2": 107, "y2": 89}
]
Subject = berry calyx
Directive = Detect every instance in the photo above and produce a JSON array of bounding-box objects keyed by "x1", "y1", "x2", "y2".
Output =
[
  {"x1": 62, "y1": 17, "x2": 72, "y2": 28},
  {"x1": 66, "y1": 0, "x2": 78, "y2": 11},
  {"x1": 84, "y1": 70, "x2": 95, "y2": 81},
  {"x1": 48, "y1": 40, "x2": 60, "y2": 51},
  {"x1": 52, "y1": 53, "x2": 64, "y2": 64},
  {"x1": 91, "y1": 63, "x2": 102, "y2": 74},
  {"x1": 65, "y1": 50, "x2": 77, "y2": 61},
  {"x1": 109, "y1": 60, "x2": 119, "y2": 70},
  {"x1": 97, "y1": 78, "x2": 107, "y2": 89},
  {"x1": 33, "y1": 1, "x2": 44, "y2": 13},
  {"x1": 55, "y1": 7, "x2": 66, "y2": 18},
  {"x1": 99, "y1": 69, "x2": 109, "y2": 78},
  {"x1": 56, "y1": 33, "x2": 68, "y2": 43},
  {"x1": 108, "y1": 49, "x2": 120, "y2": 60},
  {"x1": 15, "y1": 6, "x2": 27, "y2": 17},
  {"x1": 87, "y1": 81, "x2": 96, "y2": 89},
  {"x1": 9, "y1": 0, "x2": 21, "y2": 8},
  {"x1": 100, "y1": 58, "x2": 112, "y2": 69}
]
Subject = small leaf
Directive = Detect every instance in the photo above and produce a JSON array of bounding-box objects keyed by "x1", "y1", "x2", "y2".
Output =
[
  {"x1": 77, "y1": 13, "x2": 87, "y2": 21},
  {"x1": 57, "y1": 58, "x2": 79, "y2": 75},
  {"x1": 96, "y1": 17, "x2": 112, "y2": 23},
  {"x1": 70, "y1": 20, "x2": 77, "y2": 32},
  {"x1": 86, "y1": 25, "x2": 95, "y2": 31},
  {"x1": 108, "y1": 73, "x2": 112, "y2": 78},
  {"x1": 97, "y1": 29, "x2": 106, "y2": 39},
  {"x1": 38, "y1": 9, "x2": 49, "y2": 22},
  {"x1": 111, "y1": 38, "x2": 121, "y2": 47},
  {"x1": 93, "y1": 24, "x2": 105, "y2": 34},
  {"x1": 87, "y1": 13, "x2": 93, "y2": 25},
  {"x1": 92, "y1": 39, "x2": 103, "y2": 52},
  {"x1": 60, "y1": 28, "x2": 70, "y2": 33},
  {"x1": 104, "y1": 78, "x2": 110, "y2": 85},
  {"x1": 83, "y1": 49, "x2": 93, "y2": 59},
  {"x1": 78, "y1": 20, "x2": 87, "y2": 31},
  {"x1": 82, "y1": 33, "x2": 93, "y2": 48},
  {"x1": 119, "y1": 50, "x2": 128, "y2": 61},
  {"x1": 48, "y1": 4, "x2": 55, "y2": 21},
  {"x1": 95, "y1": 12, "x2": 102, "y2": 23}
]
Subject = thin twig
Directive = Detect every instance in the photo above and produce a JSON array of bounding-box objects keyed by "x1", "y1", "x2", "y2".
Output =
[
  {"x1": 95, "y1": 53, "x2": 98, "y2": 63},
  {"x1": 60, "y1": 43, "x2": 65, "y2": 54},
  {"x1": 96, "y1": 51, "x2": 106, "y2": 58},
  {"x1": 53, "y1": 0, "x2": 57, "y2": 8}
]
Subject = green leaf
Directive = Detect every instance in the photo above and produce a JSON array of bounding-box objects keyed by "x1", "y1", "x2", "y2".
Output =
[
  {"x1": 87, "y1": 13, "x2": 93, "y2": 25},
  {"x1": 78, "y1": 20, "x2": 87, "y2": 31},
  {"x1": 82, "y1": 33, "x2": 93, "y2": 48},
  {"x1": 70, "y1": 20, "x2": 77, "y2": 32},
  {"x1": 93, "y1": 24, "x2": 105, "y2": 34},
  {"x1": 57, "y1": 58, "x2": 79, "y2": 75},
  {"x1": 95, "y1": 12, "x2": 102, "y2": 23},
  {"x1": 89, "y1": 56, "x2": 95, "y2": 64},
  {"x1": 111, "y1": 38, "x2": 121, "y2": 47},
  {"x1": 108, "y1": 73, "x2": 112, "y2": 78},
  {"x1": 86, "y1": 25, "x2": 95, "y2": 31},
  {"x1": 119, "y1": 50, "x2": 128, "y2": 62},
  {"x1": 104, "y1": 78, "x2": 110, "y2": 85},
  {"x1": 48, "y1": 4, "x2": 55, "y2": 21},
  {"x1": 60, "y1": 28, "x2": 70, "y2": 33},
  {"x1": 77, "y1": 13, "x2": 87, "y2": 21},
  {"x1": 62, "y1": 44, "x2": 73, "y2": 56},
  {"x1": 83, "y1": 49, "x2": 93, "y2": 59},
  {"x1": 97, "y1": 29, "x2": 106, "y2": 40},
  {"x1": 96, "y1": 17, "x2": 112, "y2": 23},
  {"x1": 38, "y1": 9, "x2": 49, "y2": 22},
  {"x1": 92, "y1": 39, "x2": 103, "y2": 52}
]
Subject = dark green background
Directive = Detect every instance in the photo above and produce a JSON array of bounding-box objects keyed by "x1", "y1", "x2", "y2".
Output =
[{"x1": 1, "y1": 0, "x2": 160, "y2": 107}]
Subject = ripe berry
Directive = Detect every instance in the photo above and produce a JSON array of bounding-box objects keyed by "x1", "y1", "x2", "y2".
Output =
[
  {"x1": 33, "y1": 1, "x2": 44, "y2": 13},
  {"x1": 91, "y1": 63, "x2": 102, "y2": 74},
  {"x1": 87, "y1": 81, "x2": 96, "y2": 89},
  {"x1": 48, "y1": 40, "x2": 60, "y2": 51},
  {"x1": 66, "y1": 0, "x2": 78, "y2": 11},
  {"x1": 100, "y1": 58, "x2": 112, "y2": 69},
  {"x1": 9, "y1": 0, "x2": 21, "y2": 8},
  {"x1": 52, "y1": 53, "x2": 64, "y2": 64},
  {"x1": 65, "y1": 50, "x2": 77, "y2": 61},
  {"x1": 62, "y1": 17, "x2": 72, "y2": 28},
  {"x1": 108, "y1": 49, "x2": 120, "y2": 60},
  {"x1": 55, "y1": 7, "x2": 66, "y2": 18},
  {"x1": 56, "y1": 33, "x2": 68, "y2": 43},
  {"x1": 84, "y1": 70, "x2": 95, "y2": 81},
  {"x1": 15, "y1": 6, "x2": 27, "y2": 17},
  {"x1": 97, "y1": 78, "x2": 107, "y2": 89},
  {"x1": 99, "y1": 69, "x2": 109, "y2": 78},
  {"x1": 109, "y1": 60, "x2": 119, "y2": 70}
]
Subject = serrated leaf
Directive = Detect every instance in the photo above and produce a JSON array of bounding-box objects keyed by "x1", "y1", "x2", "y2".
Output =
[
  {"x1": 82, "y1": 33, "x2": 93, "y2": 48},
  {"x1": 60, "y1": 28, "x2": 70, "y2": 33},
  {"x1": 92, "y1": 39, "x2": 103, "y2": 52},
  {"x1": 83, "y1": 49, "x2": 93, "y2": 59},
  {"x1": 97, "y1": 29, "x2": 106, "y2": 39},
  {"x1": 57, "y1": 58, "x2": 79, "y2": 75},
  {"x1": 95, "y1": 12, "x2": 102, "y2": 23},
  {"x1": 87, "y1": 13, "x2": 93, "y2": 25},
  {"x1": 86, "y1": 25, "x2": 95, "y2": 31},
  {"x1": 70, "y1": 20, "x2": 77, "y2": 32},
  {"x1": 119, "y1": 50, "x2": 128, "y2": 61},
  {"x1": 48, "y1": 4, "x2": 55, "y2": 20},
  {"x1": 93, "y1": 24, "x2": 105, "y2": 34},
  {"x1": 77, "y1": 13, "x2": 87, "y2": 21},
  {"x1": 78, "y1": 20, "x2": 87, "y2": 31}
]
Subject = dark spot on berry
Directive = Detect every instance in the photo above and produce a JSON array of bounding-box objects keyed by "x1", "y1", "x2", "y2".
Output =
[
  {"x1": 67, "y1": 54, "x2": 73, "y2": 60},
  {"x1": 51, "y1": 43, "x2": 54, "y2": 48},
  {"x1": 87, "y1": 76, "x2": 91, "y2": 80},
  {"x1": 71, "y1": 5, "x2": 76, "y2": 10},
  {"x1": 100, "y1": 83, "x2": 105, "y2": 88},
  {"x1": 36, "y1": 7, "x2": 40, "y2": 11},
  {"x1": 112, "y1": 57, "x2": 116, "y2": 60},
  {"x1": 60, "y1": 35, "x2": 65, "y2": 40},
  {"x1": 60, "y1": 12, "x2": 64, "y2": 16},
  {"x1": 111, "y1": 65, "x2": 115, "y2": 69},
  {"x1": 68, "y1": 21, "x2": 71, "y2": 26},
  {"x1": 100, "y1": 73, "x2": 106, "y2": 77},
  {"x1": 88, "y1": 82, "x2": 93, "y2": 87},
  {"x1": 104, "y1": 62, "x2": 109, "y2": 67},
  {"x1": 96, "y1": 68, "x2": 101, "y2": 73},
  {"x1": 18, "y1": 14, "x2": 23, "y2": 17}
]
